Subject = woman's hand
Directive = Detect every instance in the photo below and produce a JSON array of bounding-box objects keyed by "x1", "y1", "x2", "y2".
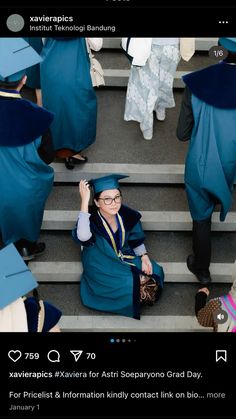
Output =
[
  {"x1": 141, "y1": 254, "x2": 153, "y2": 275},
  {"x1": 79, "y1": 180, "x2": 91, "y2": 212}
]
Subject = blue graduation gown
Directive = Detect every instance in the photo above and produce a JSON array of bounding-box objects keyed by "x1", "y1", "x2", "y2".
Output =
[
  {"x1": 183, "y1": 62, "x2": 236, "y2": 221},
  {"x1": 40, "y1": 38, "x2": 97, "y2": 152},
  {"x1": 0, "y1": 94, "x2": 54, "y2": 244},
  {"x1": 72, "y1": 205, "x2": 164, "y2": 319}
]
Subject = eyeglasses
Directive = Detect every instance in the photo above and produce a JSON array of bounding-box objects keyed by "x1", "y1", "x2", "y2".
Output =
[{"x1": 98, "y1": 195, "x2": 122, "y2": 205}]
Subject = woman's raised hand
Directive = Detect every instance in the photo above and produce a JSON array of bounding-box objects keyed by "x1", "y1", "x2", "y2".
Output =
[{"x1": 79, "y1": 180, "x2": 91, "y2": 211}]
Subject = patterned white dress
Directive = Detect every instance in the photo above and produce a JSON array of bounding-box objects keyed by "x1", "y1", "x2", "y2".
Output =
[{"x1": 124, "y1": 39, "x2": 180, "y2": 136}]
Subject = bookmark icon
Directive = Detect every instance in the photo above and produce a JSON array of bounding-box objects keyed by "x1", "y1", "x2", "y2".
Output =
[{"x1": 216, "y1": 350, "x2": 227, "y2": 363}]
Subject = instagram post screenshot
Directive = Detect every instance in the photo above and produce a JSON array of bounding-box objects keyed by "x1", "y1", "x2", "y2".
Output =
[{"x1": 0, "y1": 1, "x2": 235, "y2": 418}]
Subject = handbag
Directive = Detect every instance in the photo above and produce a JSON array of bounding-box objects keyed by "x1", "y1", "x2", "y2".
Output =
[
  {"x1": 86, "y1": 38, "x2": 105, "y2": 88},
  {"x1": 140, "y1": 274, "x2": 158, "y2": 305}
]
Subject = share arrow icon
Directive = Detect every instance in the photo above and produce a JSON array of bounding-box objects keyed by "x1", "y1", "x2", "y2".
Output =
[{"x1": 70, "y1": 350, "x2": 83, "y2": 362}]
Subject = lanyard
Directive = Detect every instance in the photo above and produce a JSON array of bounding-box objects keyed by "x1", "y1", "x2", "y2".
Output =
[{"x1": 97, "y1": 210, "x2": 136, "y2": 266}]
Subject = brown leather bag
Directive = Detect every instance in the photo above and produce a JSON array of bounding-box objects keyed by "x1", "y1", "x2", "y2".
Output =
[{"x1": 140, "y1": 275, "x2": 158, "y2": 305}]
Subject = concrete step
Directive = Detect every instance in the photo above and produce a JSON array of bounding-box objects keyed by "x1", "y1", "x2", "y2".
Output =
[
  {"x1": 98, "y1": 51, "x2": 215, "y2": 87},
  {"x1": 38, "y1": 281, "x2": 230, "y2": 330},
  {"x1": 40, "y1": 89, "x2": 186, "y2": 165},
  {"x1": 66, "y1": 91, "x2": 182, "y2": 164},
  {"x1": 103, "y1": 69, "x2": 188, "y2": 88},
  {"x1": 102, "y1": 38, "x2": 218, "y2": 51},
  {"x1": 29, "y1": 260, "x2": 234, "y2": 283},
  {"x1": 46, "y1": 184, "x2": 189, "y2": 211},
  {"x1": 98, "y1": 51, "x2": 214, "y2": 71},
  {"x1": 52, "y1": 162, "x2": 236, "y2": 186},
  {"x1": 26, "y1": 88, "x2": 186, "y2": 166},
  {"x1": 59, "y1": 315, "x2": 210, "y2": 332},
  {"x1": 42, "y1": 210, "x2": 236, "y2": 231},
  {"x1": 52, "y1": 162, "x2": 185, "y2": 183},
  {"x1": 46, "y1": 182, "x2": 236, "y2": 219},
  {"x1": 37, "y1": 230, "x2": 236, "y2": 263},
  {"x1": 38, "y1": 281, "x2": 230, "y2": 318}
]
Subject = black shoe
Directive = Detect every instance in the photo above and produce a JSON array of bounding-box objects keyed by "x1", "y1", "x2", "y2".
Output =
[
  {"x1": 187, "y1": 254, "x2": 211, "y2": 285},
  {"x1": 64, "y1": 158, "x2": 75, "y2": 170},
  {"x1": 19, "y1": 242, "x2": 46, "y2": 261},
  {"x1": 64, "y1": 156, "x2": 88, "y2": 169}
]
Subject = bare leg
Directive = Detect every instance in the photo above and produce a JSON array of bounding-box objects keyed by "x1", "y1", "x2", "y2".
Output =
[{"x1": 35, "y1": 89, "x2": 42, "y2": 107}]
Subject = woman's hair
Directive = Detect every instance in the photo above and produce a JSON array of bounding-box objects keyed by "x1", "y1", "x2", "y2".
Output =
[
  {"x1": 93, "y1": 191, "x2": 103, "y2": 201},
  {"x1": 0, "y1": 79, "x2": 22, "y2": 89}
]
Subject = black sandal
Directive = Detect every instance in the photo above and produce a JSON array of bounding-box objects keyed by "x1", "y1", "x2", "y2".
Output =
[{"x1": 64, "y1": 155, "x2": 88, "y2": 170}]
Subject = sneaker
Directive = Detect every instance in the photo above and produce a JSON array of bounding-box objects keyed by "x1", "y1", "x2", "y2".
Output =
[
  {"x1": 155, "y1": 107, "x2": 166, "y2": 121},
  {"x1": 19, "y1": 242, "x2": 46, "y2": 261},
  {"x1": 142, "y1": 129, "x2": 153, "y2": 140},
  {"x1": 187, "y1": 254, "x2": 211, "y2": 285}
]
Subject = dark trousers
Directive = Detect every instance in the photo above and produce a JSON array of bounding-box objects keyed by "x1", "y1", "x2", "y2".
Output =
[{"x1": 192, "y1": 217, "x2": 211, "y2": 271}]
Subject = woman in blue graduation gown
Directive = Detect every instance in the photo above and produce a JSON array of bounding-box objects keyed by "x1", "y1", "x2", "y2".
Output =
[
  {"x1": 0, "y1": 77, "x2": 54, "y2": 256},
  {"x1": 40, "y1": 38, "x2": 99, "y2": 169},
  {"x1": 177, "y1": 37, "x2": 236, "y2": 284},
  {"x1": 72, "y1": 174, "x2": 164, "y2": 319}
]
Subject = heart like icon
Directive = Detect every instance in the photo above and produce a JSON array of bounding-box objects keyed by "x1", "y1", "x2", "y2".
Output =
[{"x1": 8, "y1": 350, "x2": 22, "y2": 362}]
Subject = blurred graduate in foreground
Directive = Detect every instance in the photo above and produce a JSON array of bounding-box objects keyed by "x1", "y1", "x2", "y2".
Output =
[
  {"x1": 0, "y1": 244, "x2": 61, "y2": 332},
  {"x1": 0, "y1": 38, "x2": 55, "y2": 261}
]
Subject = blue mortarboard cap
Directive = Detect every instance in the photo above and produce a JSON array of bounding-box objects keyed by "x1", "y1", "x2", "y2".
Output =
[
  {"x1": 0, "y1": 37, "x2": 42, "y2": 82},
  {"x1": 0, "y1": 244, "x2": 38, "y2": 309},
  {"x1": 89, "y1": 174, "x2": 129, "y2": 194},
  {"x1": 219, "y1": 38, "x2": 236, "y2": 52}
]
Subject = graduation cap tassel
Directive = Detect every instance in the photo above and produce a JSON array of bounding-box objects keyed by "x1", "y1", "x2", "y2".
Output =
[{"x1": 5, "y1": 268, "x2": 30, "y2": 278}]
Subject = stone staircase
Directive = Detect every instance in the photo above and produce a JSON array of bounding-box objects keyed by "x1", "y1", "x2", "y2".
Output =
[{"x1": 27, "y1": 38, "x2": 235, "y2": 332}]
